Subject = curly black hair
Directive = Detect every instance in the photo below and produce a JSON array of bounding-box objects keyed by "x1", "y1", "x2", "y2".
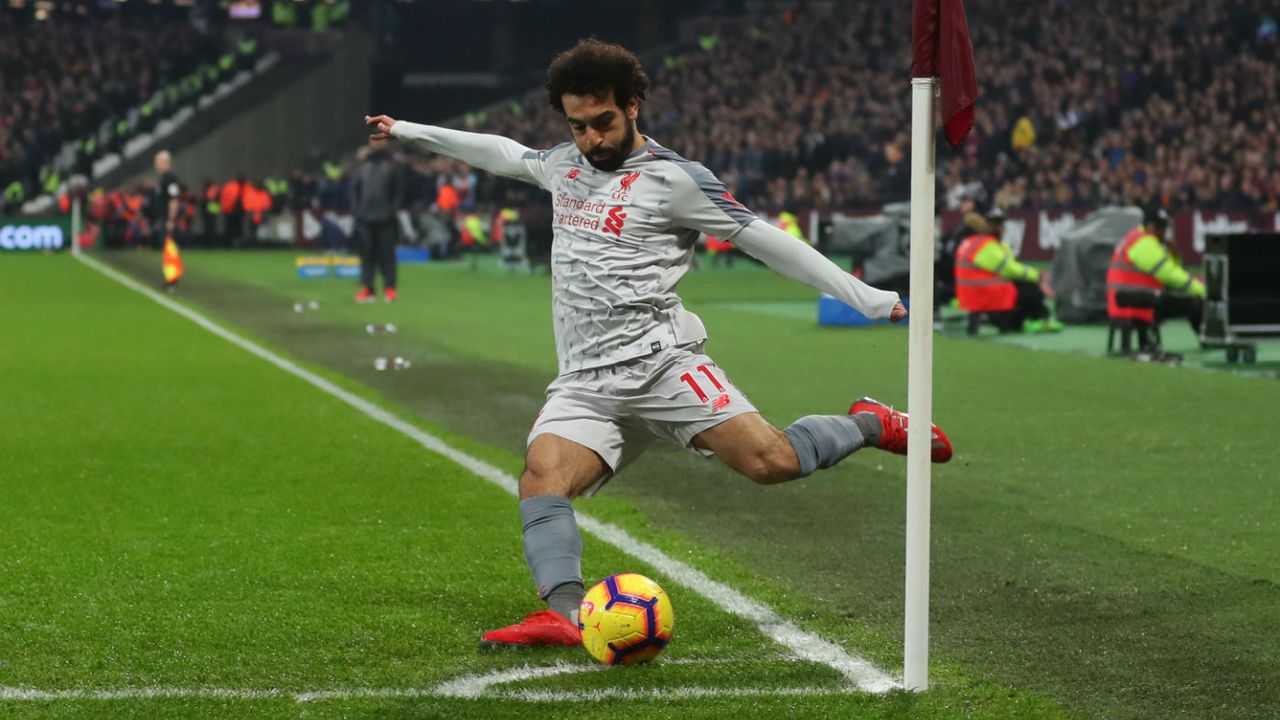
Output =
[{"x1": 545, "y1": 39, "x2": 650, "y2": 115}]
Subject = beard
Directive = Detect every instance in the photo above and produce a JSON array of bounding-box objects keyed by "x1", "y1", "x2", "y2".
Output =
[{"x1": 584, "y1": 122, "x2": 636, "y2": 172}]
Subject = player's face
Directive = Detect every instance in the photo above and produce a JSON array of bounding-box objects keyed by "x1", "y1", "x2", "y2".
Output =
[{"x1": 562, "y1": 93, "x2": 639, "y2": 172}]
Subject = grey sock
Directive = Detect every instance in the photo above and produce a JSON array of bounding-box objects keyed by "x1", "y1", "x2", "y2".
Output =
[
  {"x1": 546, "y1": 581, "x2": 585, "y2": 625},
  {"x1": 520, "y1": 495, "x2": 583, "y2": 604},
  {"x1": 783, "y1": 415, "x2": 867, "y2": 477},
  {"x1": 850, "y1": 411, "x2": 883, "y2": 448}
]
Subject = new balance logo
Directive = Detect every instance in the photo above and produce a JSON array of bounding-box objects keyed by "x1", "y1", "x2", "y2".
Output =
[
  {"x1": 711, "y1": 394, "x2": 732, "y2": 411},
  {"x1": 565, "y1": 167, "x2": 580, "y2": 180},
  {"x1": 602, "y1": 206, "x2": 627, "y2": 236}
]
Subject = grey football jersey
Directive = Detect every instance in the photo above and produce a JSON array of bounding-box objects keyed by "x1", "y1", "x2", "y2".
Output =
[{"x1": 519, "y1": 140, "x2": 756, "y2": 373}]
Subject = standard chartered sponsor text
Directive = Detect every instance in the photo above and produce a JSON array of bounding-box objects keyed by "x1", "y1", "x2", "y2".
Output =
[
  {"x1": 553, "y1": 194, "x2": 607, "y2": 230},
  {"x1": 554, "y1": 193, "x2": 606, "y2": 213}
]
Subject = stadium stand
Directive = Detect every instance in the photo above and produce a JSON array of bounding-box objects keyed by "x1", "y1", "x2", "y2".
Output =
[
  {"x1": 56, "y1": 0, "x2": 1280, "y2": 251},
  {"x1": 474, "y1": 0, "x2": 1279, "y2": 214},
  {"x1": 0, "y1": 8, "x2": 265, "y2": 214}
]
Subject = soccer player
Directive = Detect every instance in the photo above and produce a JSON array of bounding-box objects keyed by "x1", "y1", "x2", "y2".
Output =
[{"x1": 365, "y1": 39, "x2": 952, "y2": 649}]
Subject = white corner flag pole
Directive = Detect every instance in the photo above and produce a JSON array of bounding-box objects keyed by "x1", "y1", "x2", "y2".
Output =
[{"x1": 904, "y1": 76, "x2": 938, "y2": 692}]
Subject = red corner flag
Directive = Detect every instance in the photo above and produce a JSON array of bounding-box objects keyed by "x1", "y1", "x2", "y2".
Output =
[{"x1": 912, "y1": 0, "x2": 978, "y2": 147}]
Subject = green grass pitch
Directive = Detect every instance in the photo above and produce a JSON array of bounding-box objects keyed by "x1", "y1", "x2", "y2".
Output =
[{"x1": 1, "y1": 250, "x2": 1276, "y2": 719}]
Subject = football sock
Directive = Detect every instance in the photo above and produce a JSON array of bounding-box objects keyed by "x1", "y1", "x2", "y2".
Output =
[
  {"x1": 783, "y1": 415, "x2": 868, "y2": 477},
  {"x1": 545, "y1": 581, "x2": 586, "y2": 625},
  {"x1": 850, "y1": 411, "x2": 883, "y2": 448},
  {"x1": 520, "y1": 495, "x2": 583, "y2": 617}
]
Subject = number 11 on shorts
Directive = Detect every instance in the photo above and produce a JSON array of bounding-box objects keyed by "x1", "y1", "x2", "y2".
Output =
[{"x1": 679, "y1": 365, "x2": 724, "y2": 403}]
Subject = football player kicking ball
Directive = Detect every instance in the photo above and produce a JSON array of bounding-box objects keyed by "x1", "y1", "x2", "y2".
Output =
[{"x1": 365, "y1": 39, "x2": 952, "y2": 649}]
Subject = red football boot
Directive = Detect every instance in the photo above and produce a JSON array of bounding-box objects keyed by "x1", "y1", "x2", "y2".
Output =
[
  {"x1": 849, "y1": 397, "x2": 953, "y2": 463},
  {"x1": 354, "y1": 288, "x2": 376, "y2": 304},
  {"x1": 479, "y1": 610, "x2": 582, "y2": 649},
  {"x1": 383, "y1": 287, "x2": 398, "y2": 303}
]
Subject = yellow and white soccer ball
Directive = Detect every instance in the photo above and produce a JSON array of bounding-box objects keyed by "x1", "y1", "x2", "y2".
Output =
[{"x1": 578, "y1": 573, "x2": 675, "y2": 665}]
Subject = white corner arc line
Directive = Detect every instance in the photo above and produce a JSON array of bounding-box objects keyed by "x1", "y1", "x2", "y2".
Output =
[
  {"x1": 1, "y1": 653, "x2": 824, "y2": 703},
  {"x1": 495, "y1": 685, "x2": 848, "y2": 702},
  {"x1": 72, "y1": 254, "x2": 901, "y2": 694},
  {"x1": 427, "y1": 660, "x2": 597, "y2": 700}
]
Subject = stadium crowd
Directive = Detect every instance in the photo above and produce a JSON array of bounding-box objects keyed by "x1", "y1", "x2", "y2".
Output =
[
  {"x1": 476, "y1": 0, "x2": 1279, "y2": 214},
  {"x1": 1, "y1": 11, "x2": 236, "y2": 211},
  {"x1": 20, "y1": 0, "x2": 1279, "y2": 251}
]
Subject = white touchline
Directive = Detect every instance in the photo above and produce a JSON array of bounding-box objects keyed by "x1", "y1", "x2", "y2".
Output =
[
  {"x1": 69, "y1": 254, "x2": 901, "y2": 695},
  {"x1": 0, "y1": 683, "x2": 845, "y2": 704},
  {"x1": 497, "y1": 686, "x2": 848, "y2": 702}
]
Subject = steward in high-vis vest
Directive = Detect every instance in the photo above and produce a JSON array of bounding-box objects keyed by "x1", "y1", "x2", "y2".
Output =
[
  {"x1": 955, "y1": 208, "x2": 1062, "y2": 333},
  {"x1": 776, "y1": 211, "x2": 807, "y2": 244},
  {"x1": 1106, "y1": 207, "x2": 1204, "y2": 329}
]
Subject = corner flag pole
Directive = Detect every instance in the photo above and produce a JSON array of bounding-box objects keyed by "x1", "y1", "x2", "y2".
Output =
[
  {"x1": 904, "y1": 74, "x2": 937, "y2": 693},
  {"x1": 907, "y1": 0, "x2": 976, "y2": 691}
]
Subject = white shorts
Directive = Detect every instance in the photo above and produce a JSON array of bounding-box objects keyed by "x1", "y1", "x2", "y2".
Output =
[{"x1": 528, "y1": 342, "x2": 758, "y2": 496}]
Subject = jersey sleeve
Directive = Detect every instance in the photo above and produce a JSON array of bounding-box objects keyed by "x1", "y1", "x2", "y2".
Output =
[
  {"x1": 732, "y1": 217, "x2": 901, "y2": 319},
  {"x1": 390, "y1": 121, "x2": 553, "y2": 190},
  {"x1": 666, "y1": 161, "x2": 758, "y2": 240}
]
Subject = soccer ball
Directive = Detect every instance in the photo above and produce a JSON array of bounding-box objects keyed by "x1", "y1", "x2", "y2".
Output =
[{"x1": 578, "y1": 573, "x2": 675, "y2": 665}]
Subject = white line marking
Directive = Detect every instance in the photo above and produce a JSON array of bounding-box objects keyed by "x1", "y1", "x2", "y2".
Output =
[
  {"x1": 418, "y1": 654, "x2": 761, "y2": 701},
  {"x1": 496, "y1": 685, "x2": 847, "y2": 702},
  {"x1": 2, "y1": 655, "x2": 829, "y2": 703},
  {"x1": 68, "y1": 254, "x2": 901, "y2": 694},
  {"x1": 420, "y1": 660, "x2": 596, "y2": 700},
  {"x1": 0, "y1": 685, "x2": 849, "y2": 703},
  {"x1": 0, "y1": 687, "x2": 290, "y2": 701}
]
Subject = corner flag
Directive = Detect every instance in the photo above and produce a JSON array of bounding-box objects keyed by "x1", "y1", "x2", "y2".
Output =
[
  {"x1": 905, "y1": 0, "x2": 977, "y2": 692},
  {"x1": 162, "y1": 236, "x2": 184, "y2": 286},
  {"x1": 912, "y1": 0, "x2": 978, "y2": 147}
]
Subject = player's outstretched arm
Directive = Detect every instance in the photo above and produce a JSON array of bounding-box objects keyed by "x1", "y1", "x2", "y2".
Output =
[
  {"x1": 365, "y1": 115, "x2": 548, "y2": 188},
  {"x1": 732, "y1": 220, "x2": 906, "y2": 322},
  {"x1": 667, "y1": 163, "x2": 904, "y2": 322}
]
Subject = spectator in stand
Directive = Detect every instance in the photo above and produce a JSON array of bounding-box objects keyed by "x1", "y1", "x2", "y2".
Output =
[
  {"x1": 96, "y1": 0, "x2": 1280, "y2": 252},
  {"x1": 468, "y1": 1, "x2": 1277, "y2": 215},
  {"x1": 219, "y1": 175, "x2": 246, "y2": 246},
  {"x1": 0, "y1": 11, "x2": 220, "y2": 197}
]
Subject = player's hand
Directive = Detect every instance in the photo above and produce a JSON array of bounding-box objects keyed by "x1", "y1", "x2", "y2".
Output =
[
  {"x1": 889, "y1": 302, "x2": 908, "y2": 323},
  {"x1": 365, "y1": 114, "x2": 397, "y2": 140}
]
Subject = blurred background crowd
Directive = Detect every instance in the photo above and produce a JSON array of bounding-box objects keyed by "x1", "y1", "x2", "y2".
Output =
[{"x1": 2, "y1": 0, "x2": 1276, "y2": 253}]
